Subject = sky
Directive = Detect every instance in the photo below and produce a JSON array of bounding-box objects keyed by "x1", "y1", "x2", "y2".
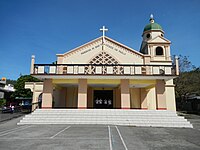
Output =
[{"x1": 0, "y1": 0, "x2": 200, "y2": 80}]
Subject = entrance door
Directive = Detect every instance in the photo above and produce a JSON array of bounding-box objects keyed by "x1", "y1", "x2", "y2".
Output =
[{"x1": 93, "y1": 90, "x2": 113, "y2": 109}]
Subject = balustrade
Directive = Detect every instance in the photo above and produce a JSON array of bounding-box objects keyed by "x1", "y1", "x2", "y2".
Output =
[{"x1": 33, "y1": 64, "x2": 176, "y2": 76}]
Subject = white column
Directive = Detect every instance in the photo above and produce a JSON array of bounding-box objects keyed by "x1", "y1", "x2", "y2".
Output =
[
  {"x1": 175, "y1": 56, "x2": 179, "y2": 75},
  {"x1": 30, "y1": 55, "x2": 35, "y2": 74}
]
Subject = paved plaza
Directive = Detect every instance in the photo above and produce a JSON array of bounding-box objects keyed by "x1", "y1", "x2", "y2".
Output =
[
  {"x1": 0, "y1": 112, "x2": 23, "y2": 123},
  {"x1": 0, "y1": 116, "x2": 200, "y2": 150}
]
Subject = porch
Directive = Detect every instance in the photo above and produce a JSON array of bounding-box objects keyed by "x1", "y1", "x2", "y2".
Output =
[{"x1": 40, "y1": 78, "x2": 176, "y2": 111}]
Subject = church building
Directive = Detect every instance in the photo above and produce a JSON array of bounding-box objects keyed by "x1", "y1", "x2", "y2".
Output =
[{"x1": 29, "y1": 15, "x2": 179, "y2": 111}]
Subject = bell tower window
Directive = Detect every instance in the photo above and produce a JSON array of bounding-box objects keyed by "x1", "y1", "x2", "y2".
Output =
[
  {"x1": 155, "y1": 46, "x2": 163, "y2": 55},
  {"x1": 146, "y1": 33, "x2": 151, "y2": 39}
]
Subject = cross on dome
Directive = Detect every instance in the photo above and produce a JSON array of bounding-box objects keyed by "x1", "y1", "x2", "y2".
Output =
[
  {"x1": 100, "y1": 26, "x2": 108, "y2": 43},
  {"x1": 150, "y1": 14, "x2": 154, "y2": 23},
  {"x1": 150, "y1": 14, "x2": 154, "y2": 19}
]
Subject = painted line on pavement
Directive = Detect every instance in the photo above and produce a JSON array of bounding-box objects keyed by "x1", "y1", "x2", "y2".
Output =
[
  {"x1": 108, "y1": 126, "x2": 113, "y2": 150},
  {"x1": 50, "y1": 126, "x2": 71, "y2": 139},
  {"x1": 0, "y1": 137, "x2": 109, "y2": 140},
  {"x1": 0, "y1": 125, "x2": 32, "y2": 137},
  {"x1": 70, "y1": 126, "x2": 107, "y2": 128},
  {"x1": 0, "y1": 126, "x2": 28, "y2": 135},
  {"x1": 115, "y1": 126, "x2": 128, "y2": 150}
]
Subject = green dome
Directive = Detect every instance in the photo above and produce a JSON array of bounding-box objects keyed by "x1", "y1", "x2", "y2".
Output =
[{"x1": 143, "y1": 22, "x2": 163, "y2": 32}]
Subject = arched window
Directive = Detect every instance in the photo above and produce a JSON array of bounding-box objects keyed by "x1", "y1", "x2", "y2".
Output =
[{"x1": 156, "y1": 46, "x2": 163, "y2": 55}]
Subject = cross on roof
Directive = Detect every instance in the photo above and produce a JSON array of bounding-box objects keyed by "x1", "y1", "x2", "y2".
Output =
[{"x1": 100, "y1": 26, "x2": 108, "y2": 43}]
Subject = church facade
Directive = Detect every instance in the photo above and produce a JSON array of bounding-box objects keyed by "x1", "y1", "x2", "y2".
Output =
[{"x1": 30, "y1": 16, "x2": 179, "y2": 111}]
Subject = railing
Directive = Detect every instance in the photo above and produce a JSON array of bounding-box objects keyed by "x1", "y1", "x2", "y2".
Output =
[
  {"x1": 32, "y1": 64, "x2": 176, "y2": 76},
  {"x1": 31, "y1": 102, "x2": 39, "y2": 112}
]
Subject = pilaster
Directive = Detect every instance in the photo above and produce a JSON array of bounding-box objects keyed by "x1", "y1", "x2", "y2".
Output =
[
  {"x1": 165, "y1": 79, "x2": 176, "y2": 111},
  {"x1": 146, "y1": 86, "x2": 157, "y2": 110},
  {"x1": 120, "y1": 79, "x2": 130, "y2": 109},
  {"x1": 42, "y1": 79, "x2": 53, "y2": 108},
  {"x1": 78, "y1": 79, "x2": 87, "y2": 109},
  {"x1": 156, "y1": 80, "x2": 166, "y2": 110}
]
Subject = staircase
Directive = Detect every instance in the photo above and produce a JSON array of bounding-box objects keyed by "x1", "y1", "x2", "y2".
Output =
[{"x1": 18, "y1": 109, "x2": 193, "y2": 128}]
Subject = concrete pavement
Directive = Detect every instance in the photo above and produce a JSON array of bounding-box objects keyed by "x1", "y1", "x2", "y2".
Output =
[
  {"x1": 0, "y1": 114, "x2": 199, "y2": 150},
  {"x1": 0, "y1": 112, "x2": 23, "y2": 123},
  {"x1": 183, "y1": 113, "x2": 200, "y2": 129}
]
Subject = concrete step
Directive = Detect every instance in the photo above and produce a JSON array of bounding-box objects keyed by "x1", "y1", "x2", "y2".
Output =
[
  {"x1": 18, "y1": 121, "x2": 193, "y2": 128},
  {"x1": 31, "y1": 112, "x2": 178, "y2": 116},
  {"x1": 19, "y1": 121, "x2": 191, "y2": 125},
  {"x1": 23, "y1": 117, "x2": 186, "y2": 121},
  {"x1": 24, "y1": 114, "x2": 180, "y2": 117},
  {"x1": 23, "y1": 116, "x2": 186, "y2": 120},
  {"x1": 33, "y1": 109, "x2": 177, "y2": 114},
  {"x1": 17, "y1": 109, "x2": 193, "y2": 128},
  {"x1": 18, "y1": 118, "x2": 192, "y2": 122},
  {"x1": 32, "y1": 111, "x2": 177, "y2": 113},
  {"x1": 20, "y1": 120, "x2": 190, "y2": 125}
]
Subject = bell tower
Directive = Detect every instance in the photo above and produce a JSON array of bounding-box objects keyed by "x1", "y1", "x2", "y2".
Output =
[{"x1": 140, "y1": 14, "x2": 171, "y2": 61}]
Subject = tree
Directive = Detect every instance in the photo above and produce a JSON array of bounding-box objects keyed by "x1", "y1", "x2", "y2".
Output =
[
  {"x1": 174, "y1": 55, "x2": 200, "y2": 110},
  {"x1": 11, "y1": 75, "x2": 41, "y2": 98},
  {"x1": 174, "y1": 55, "x2": 195, "y2": 73},
  {"x1": 174, "y1": 69, "x2": 200, "y2": 98},
  {"x1": 0, "y1": 99, "x2": 6, "y2": 107},
  {"x1": 174, "y1": 55, "x2": 196, "y2": 98},
  {"x1": 6, "y1": 79, "x2": 17, "y2": 85}
]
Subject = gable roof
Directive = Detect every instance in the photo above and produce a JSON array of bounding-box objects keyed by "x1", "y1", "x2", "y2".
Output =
[
  {"x1": 105, "y1": 36, "x2": 144, "y2": 57},
  {"x1": 57, "y1": 36, "x2": 144, "y2": 57},
  {"x1": 147, "y1": 35, "x2": 171, "y2": 44},
  {"x1": 56, "y1": 36, "x2": 102, "y2": 56}
]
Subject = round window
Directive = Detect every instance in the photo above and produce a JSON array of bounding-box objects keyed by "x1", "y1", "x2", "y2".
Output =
[{"x1": 146, "y1": 33, "x2": 151, "y2": 38}]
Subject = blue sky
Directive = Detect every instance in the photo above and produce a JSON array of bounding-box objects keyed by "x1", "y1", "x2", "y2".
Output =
[{"x1": 0, "y1": 0, "x2": 200, "y2": 80}]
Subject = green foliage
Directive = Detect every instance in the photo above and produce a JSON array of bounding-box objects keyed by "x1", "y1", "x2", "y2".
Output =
[
  {"x1": 0, "y1": 99, "x2": 6, "y2": 107},
  {"x1": 6, "y1": 79, "x2": 17, "y2": 86},
  {"x1": 175, "y1": 68, "x2": 200, "y2": 99},
  {"x1": 173, "y1": 55, "x2": 200, "y2": 111},
  {"x1": 11, "y1": 89, "x2": 33, "y2": 98},
  {"x1": 14, "y1": 75, "x2": 40, "y2": 90},
  {"x1": 11, "y1": 75, "x2": 41, "y2": 98},
  {"x1": 173, "y1": 55, "x2": 195, "y2": 73},
  {"x1": 174, "y1": 55, "x2": 199, "y2": 98}
]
